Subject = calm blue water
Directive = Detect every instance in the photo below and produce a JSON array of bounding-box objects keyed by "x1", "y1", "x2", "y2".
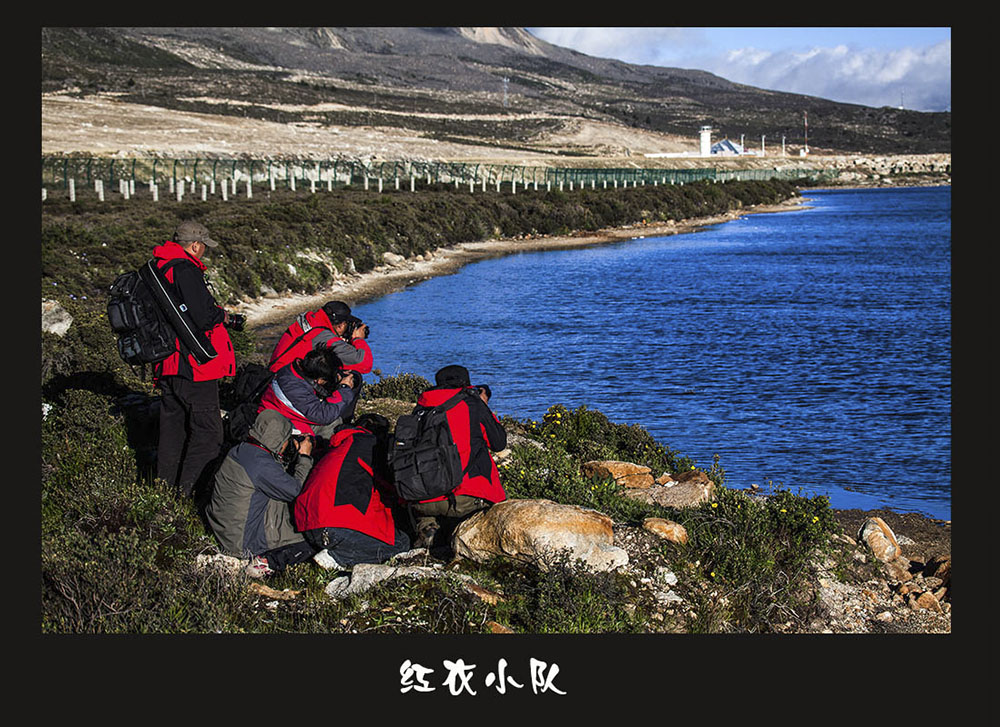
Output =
[{"x1": 353, "y1": 187, "x2": 951, "y2": 520}]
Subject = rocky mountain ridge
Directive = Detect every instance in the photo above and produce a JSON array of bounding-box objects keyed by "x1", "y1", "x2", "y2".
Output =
[{"x1": 41, "y1": 27, "x2": 951, "y2": 157}]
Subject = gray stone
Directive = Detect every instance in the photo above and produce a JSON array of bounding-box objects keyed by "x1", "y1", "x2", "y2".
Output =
[{"x1": 42, "y1": 299, "x2": 73, "y2": 337}]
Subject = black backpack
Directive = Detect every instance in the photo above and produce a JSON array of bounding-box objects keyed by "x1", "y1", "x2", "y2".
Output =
[
  {"x1": 107, "y1": 258, "x2": 218, "y2": 372},
  {"x1": 222, "y1": 362, "x2": 276, "y2": 445},
  {"x1": 107, "y1": 260, "x2": 180, "y2": 369},
  {"x1": 390, "y1": 390, "x2": 471, "y2": 504}
]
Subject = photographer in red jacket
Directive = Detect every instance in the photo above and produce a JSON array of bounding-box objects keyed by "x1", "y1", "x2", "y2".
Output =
[
  {"x1": 408, "y1": 365, "x2": 507, "y2": 550},
  {"x1": 153, "y1": 221, "x2": 237, "y2": 498},
  {"x1": 294, "y1": 413, "x2": 411, "y2": 570},
  {"x1": 268, "y1": 300, "x2": 373, "y2": 375}
]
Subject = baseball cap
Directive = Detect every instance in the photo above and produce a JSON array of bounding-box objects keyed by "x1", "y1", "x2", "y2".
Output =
[{"x1": 174, "y1": 220, "x2": 219, "y2": 248}]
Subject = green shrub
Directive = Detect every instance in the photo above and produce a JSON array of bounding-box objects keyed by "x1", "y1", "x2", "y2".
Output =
[
  {"x1": 363, "y1": 371, "x2": 432, "y2": 402},
  {"x1": 669, "y1": 486, "x2": 837, "y2": 632},
  {"x1": 488, "y1": 553, "x2": 649, "y2": 633}
]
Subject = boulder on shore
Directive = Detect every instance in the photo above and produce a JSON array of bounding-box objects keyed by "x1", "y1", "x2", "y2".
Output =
[
  {"x1": 452, "y1": 498, "x2": 628, "y2": 572},
  {"x1": 581, "y1": 460, "x2": 654, "y2": 489},
  {"x1": 624, "y1": 469, "x2": 715, "y2": 509},
  {"x1": 858, "y1": 517, "x2": 901, "y2": 563}
]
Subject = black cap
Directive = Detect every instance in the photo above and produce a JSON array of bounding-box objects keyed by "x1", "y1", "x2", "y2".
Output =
[
  {"x1": 322, "y1": 300, "x2": 352, "y2": 322},
  {"x1": 435, "y1": 365, "x2": 471, "y2": 388}
]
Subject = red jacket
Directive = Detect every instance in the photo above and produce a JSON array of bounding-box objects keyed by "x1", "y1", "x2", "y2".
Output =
[
  {"x1": 294, "y1": 426, "x2": 398, "y2": 544},
  {"x1": 152, "y1": 241, "x2": 235, "y2": 382},
  {"x1": 414, "y1": 387, "x2": 507, "y2": 504},
  {"x1": 268, "y1": 307, "x2": 373, "y2": 374}
]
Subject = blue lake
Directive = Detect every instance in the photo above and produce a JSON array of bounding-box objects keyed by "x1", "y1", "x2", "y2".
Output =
[{"x1": 352, "y1": 186, "x2": 952, "y2": 520}]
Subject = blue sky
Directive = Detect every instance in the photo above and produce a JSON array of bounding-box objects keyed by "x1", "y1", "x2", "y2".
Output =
[{"x1": 526, "y1": 27, "x2": 951, "y2": 112}]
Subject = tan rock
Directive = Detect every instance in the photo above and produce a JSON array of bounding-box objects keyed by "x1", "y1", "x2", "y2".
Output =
[
  {"x1": 581, "y1": 460, "x2": 654, "y2": 489},
  {"x1": 624, "y1": 475, "x2": 715, "y2": 509},
  {"x1": 465, "y1": 583, "x2": 504, "y2": 605},
  {"x1": 673, "y1": 469, "x2": 712, "y2": 486},
  {"x1": 933, "y1": 586, "x2": 949, "y2": 602},
  {"x1": 915, "y1": 591, "x2": 944, "y2": 613},
  {"x1": 642, "y1": 517, "x2": 689, "y2": 544},
  {"x1": 452, "y1": 498, "x2": 629, "y2": 572},
  {"x1": 487, "y1": 621, "x2": 515, "y2": 634},
  {"x1": 885, "y1": 557, "x2": 914, "y2": 582},
  {"x1": 655, "y1": 473, "x2": 675, "y2": 486},
  {"x1": 858, "y1": 517, "x2": 902, "y2": 562},
  {"x1": 248, "y1": 582, "x2": 301, "y2": 601}
]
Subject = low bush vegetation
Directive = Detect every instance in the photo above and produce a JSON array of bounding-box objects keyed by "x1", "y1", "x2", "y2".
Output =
[{"x1": 41, "y1": 180, "x2": 802, "y2": 305}]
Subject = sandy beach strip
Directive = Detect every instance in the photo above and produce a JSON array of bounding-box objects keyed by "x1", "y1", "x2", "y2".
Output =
[{"x1": 236, "y1": 197, "x2": 809, "y2": 334}]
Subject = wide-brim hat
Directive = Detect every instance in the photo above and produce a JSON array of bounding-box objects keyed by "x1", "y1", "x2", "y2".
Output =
[{"x1": 174, "y1": 220, "x2": 219, "y2": 248}]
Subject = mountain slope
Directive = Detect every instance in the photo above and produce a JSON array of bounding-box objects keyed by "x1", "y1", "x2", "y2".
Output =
[{"x1": 40, "y1": 27, "x2": 951, "y2": 156}]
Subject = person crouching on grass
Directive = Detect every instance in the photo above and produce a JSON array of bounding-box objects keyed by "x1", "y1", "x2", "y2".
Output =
[
  {"x1": 294, "y1": 413, "x2": 412, "y2": 570},
  {"x1": 258, "y1": 348, "x2": 360, "y2": 450}
]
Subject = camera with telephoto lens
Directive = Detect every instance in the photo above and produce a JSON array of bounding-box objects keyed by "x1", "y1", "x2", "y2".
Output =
[{"x1": 225, "y1": 312, "x2": 246, "y2": 331}]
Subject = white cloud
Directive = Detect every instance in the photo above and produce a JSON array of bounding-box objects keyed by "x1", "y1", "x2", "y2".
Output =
[
  {"x1": 704, "y1": 39, "x2": 951, "y2": 110},
  {"x1": 530, "y1": 27, "x2": 704, "y2": 66},
  {"x1": 529, "y1": 28, "x2": 951, "y2": 112}
]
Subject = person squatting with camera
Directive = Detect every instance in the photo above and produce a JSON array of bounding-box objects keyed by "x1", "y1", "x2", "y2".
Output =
[
  {"x1": 268, "y1": 299, "x2": 372, "y2": 376},
  {"x1": 258, "y1": 347, "x2": 361, "y2": 451},
  {"x1": 206, "y1": 409, "x2": 320, "y2": 578},
  {"x1": 405, "y1": 365, "x2": 508, "y2": 550}
]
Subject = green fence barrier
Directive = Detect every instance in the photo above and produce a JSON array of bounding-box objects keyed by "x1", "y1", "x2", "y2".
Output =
[{"x1": 41, "y1": 156, "x2": 833, "y2": 194}]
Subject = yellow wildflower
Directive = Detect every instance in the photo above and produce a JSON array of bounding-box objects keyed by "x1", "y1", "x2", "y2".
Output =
[{"x1": 711, "y1": 502, "x2": 718, "y2": 509}]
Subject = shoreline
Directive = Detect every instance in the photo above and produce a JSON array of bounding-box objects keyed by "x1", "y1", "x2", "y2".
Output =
[{"x1": 237, "y1": 196, "x2": 809, "y2": 331}]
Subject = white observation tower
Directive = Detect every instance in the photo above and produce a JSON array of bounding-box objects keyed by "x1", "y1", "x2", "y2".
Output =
[{"x1": 699, "y1": 125, "x2": 713, "y2": 157}]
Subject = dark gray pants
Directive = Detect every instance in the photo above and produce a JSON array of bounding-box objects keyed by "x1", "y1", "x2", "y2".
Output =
[
  {"x1": 409, "y1": 495, "x2": 493, "y2": 536},
  {"x1": 304, "y1": 527, "x2": 411, "y2": 568}
]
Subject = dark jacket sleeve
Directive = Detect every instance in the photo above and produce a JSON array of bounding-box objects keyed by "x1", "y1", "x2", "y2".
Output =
[
  {"x1": 171, "y1": 262, "x2": 225, "y2": 332},
  {"x1": 243, "y1": 447, "x2": 308, "y2": 502},
  {"x1": 469, "y1": 395, "x2": 507, "y2": 452}
]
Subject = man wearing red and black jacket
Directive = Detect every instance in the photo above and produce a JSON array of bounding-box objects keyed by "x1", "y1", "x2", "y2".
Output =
[
  {"x1": 409, "y1": 365, "x2": 508, "y2": 549},
  {"x1": 153, "y1": 221, "x2": 236, "y2": 498},
  {"x1": 294, "y1": 413, "x2": 411, "y2": 569},
  {"x1": 268, "y1": 300, "x2": 373, "y2": 375}
]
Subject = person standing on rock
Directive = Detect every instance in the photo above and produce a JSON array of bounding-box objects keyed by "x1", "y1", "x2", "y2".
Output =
[
  {"x1": 206, "y1": 409, "x2": 318, "y2": 578},
  {"x1": 294, "y1": 413, "x2": 411, "y2": 570},
  {"x1": 153, "y1": 220, "x2": 237, "y2": 498},
  {"x1": 407, "y1": 365, "x2": 508, "y2": 550}
]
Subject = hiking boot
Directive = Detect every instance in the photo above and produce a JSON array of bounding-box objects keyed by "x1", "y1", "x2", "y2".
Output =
[
  {"x1": 413, "y1": 523, "x2": 440, "y2": 550},
  {"x1": 312, "y1": 548, "x2": 345, "y2": 571},
  {"x1": 244, "y1": 555, "x2": 273, "y2": 579}
]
